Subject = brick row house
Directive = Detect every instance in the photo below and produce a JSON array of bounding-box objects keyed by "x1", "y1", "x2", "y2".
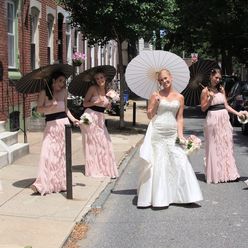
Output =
[{"x1": 0, "y1": 0, "x2": 118, "y2": 135}]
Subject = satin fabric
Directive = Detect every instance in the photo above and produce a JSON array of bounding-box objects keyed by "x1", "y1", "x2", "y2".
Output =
[{"x1": 138, "y1": 99, "x2": 203, "y2": 207}]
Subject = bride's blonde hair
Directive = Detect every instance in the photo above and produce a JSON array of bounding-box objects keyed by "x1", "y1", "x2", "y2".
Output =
[
  {"x1": 158, "y1": 69, "x2": 171, "y2": 78},
  {"x1": 157, "y1": 69, "x2": 172, "y2": 90}
]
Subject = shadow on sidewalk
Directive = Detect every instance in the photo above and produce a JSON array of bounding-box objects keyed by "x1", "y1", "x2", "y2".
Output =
[
  {"x1": 72, "y1": 164, "x2": 85, "y2": 174},
  {"x1": 13, "y1": 178, "x2": 35, "y2": 188},
  {"x1": 106, "y1": 119, "x2": 147, "y2": 135},
  {"x1": 111, "y1": 188, "x2": 137, "y2": 195},
  {"x1": 184, "y1": 106, "x2": 206, "y2": 119}
]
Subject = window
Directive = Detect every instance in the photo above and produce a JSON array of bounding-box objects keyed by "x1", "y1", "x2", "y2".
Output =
[
  {"x1": 30, "y1": 7, "x2": 40, "y2": 70},
  {"x1": 47, "y1": 14, "x2": 54, "y2": 64},
  {"x1": 66, "y1": 22, "x2": 71, "y2": 64},
  {"x1": 57, "y1": 13, "x2": 64, "y2": 63},
  {"x1": 7, "y1": 1, "x2": 15, "y2": 68}
]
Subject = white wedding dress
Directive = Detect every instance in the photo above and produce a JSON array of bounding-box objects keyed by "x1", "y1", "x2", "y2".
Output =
[{"x1": 137, "y1": 99, "x2": 203, "y2": 207}]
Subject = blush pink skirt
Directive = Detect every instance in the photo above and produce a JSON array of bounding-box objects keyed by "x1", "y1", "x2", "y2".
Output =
[
  {"x1": 81, "y1": 108, "x2": 118, "y2": 178},
  {"x1": 32, "y1": 117, "x2": 69, "y2": 195}
]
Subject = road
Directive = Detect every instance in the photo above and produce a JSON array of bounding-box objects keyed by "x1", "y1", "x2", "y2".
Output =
[{"x1": 76, "y1": 107, "x2": 248, "y2": 248}]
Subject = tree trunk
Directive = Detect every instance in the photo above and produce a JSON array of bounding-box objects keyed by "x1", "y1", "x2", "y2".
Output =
[{"x1": 117, "y1": 39, "x2": 125, "y2": 128}]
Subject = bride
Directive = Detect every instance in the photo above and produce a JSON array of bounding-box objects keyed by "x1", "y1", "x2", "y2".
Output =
[{"x1": 137, "y1": 69, "x2": 203, "y2": 208}]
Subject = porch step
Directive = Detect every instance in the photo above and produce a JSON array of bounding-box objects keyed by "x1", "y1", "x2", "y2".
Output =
[
  {"x1": 0, "y1": 131, "x2": 30, "y2": 167},
  {"x1": 8, "y1": 143, "x2": 29, "y2": 164},
  {"x1": 0, "y1": 151, "x2": 8, "y2": 168},
  {"x1": 0, "y1": 131, "x2": 18, "y2": 146}
]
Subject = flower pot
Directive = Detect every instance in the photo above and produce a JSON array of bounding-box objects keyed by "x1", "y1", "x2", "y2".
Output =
[
  {"x1": 73, "y1": 61, "x2": 82, "y2": 66},
  {"x1": 28, "y1": 117, "x2": 46, "y2": 131}
]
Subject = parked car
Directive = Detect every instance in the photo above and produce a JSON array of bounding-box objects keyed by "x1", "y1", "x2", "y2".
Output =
[
  {"x1": 221, "y1": 75, "x2": 237, "y2": 97},
  {"x1": 227, "y1": 81, "x2": 248, "y2": 132}
]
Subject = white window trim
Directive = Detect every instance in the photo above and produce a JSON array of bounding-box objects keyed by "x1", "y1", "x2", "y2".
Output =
[
  {"x1": 66, "y1": 21, "x2": 72, "y2": 65},
  {"x1": 30, "y1": 7, "x2": 40, "y2": 68},
  {"x1": 7, "y1": 0, "x2": 16, "y2": 69},
  {"x1": 46, "y1": 6, "x2": 56, "y2": 24},
  {"x1": 57, "y1": 6, "x2": 70, "y2": 23},
  {"x1": 29, "y1": 0, "x2": 42, "y2": 15},
  {"x1": 47, "y1": 14, "x2": 55, "y2": 64}
]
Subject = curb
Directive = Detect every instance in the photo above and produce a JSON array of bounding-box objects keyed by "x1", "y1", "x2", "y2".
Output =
[
  {"x1": 62, "y1": 140, "x2": 142, "y2": 247},
  {"x1": 91, "y1": 142, "x2": 140, "y2": 209}
]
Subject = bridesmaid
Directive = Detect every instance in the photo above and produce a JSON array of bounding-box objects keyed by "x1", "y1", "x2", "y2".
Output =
[
  {"x1": 200, "y1": 68, "x2": 244, "y2": 184},
  {"x1": 81, "y1": 70, "x2": 118, "y2": 178},
  {"x1": 31, "y1": 71, "x2": 79, "y2": 195}
]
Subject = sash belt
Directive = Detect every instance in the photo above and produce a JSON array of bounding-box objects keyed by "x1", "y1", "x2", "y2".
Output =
[
  {"x1": 89, "y1": 106, "x2": 106, "y2": 113},
  {"x1": 208, "y1": 104, "x2": 225, "y2": 111},
  {"x1": 45, "y1": 111, "x2": 67, "y2": 122}
]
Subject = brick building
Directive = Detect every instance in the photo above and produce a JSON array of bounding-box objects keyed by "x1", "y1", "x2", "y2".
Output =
[{"x1": 0, "y1": 0, "x2": 118, "y2": 133}]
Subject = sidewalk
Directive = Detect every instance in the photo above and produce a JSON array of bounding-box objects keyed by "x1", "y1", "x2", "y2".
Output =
[{"x1": 0, "y1": 100, "x2": 149, "y2": 248}]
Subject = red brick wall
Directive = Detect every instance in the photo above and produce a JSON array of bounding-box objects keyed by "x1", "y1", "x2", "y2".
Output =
[
  {"x1": 0, "y1": 0, "x2": 73, "y2": 123},
  {"x1": 0, "y1": 0, "x2": 11, "y2": 121}
]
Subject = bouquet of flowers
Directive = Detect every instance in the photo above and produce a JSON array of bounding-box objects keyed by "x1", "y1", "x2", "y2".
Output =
[
  {"x1": 237, "y1": 111, "x2": 248, "y2": 124},
  {"x1": 79, "y1": 113, "x2": 92, "y2": 125},
  {"x1": 176, "y1": 135, "x2": 201, "y2": 155},
  {"x1": 106, "y1": 89, "x2": 120, "y2": 103},
  {"x1": 72, "y1": 51, "x2": 85, "y2": 66}
]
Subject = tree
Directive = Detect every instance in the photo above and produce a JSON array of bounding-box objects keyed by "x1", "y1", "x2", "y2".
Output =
[
  {"x1": 166, "y1": 0, "x2": 248, "y2": 74},
  {"x1": 59, "y1": 0, "x2": 177, "y2": 127}
]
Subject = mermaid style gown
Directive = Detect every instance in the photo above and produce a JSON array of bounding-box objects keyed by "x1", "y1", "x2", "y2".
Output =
[
  {"x1": 204, "y1": 92, "x2": 240, "y2": 183},
  {"x1": 137, "y1": 99, "x2": 203, "y2": 207}
]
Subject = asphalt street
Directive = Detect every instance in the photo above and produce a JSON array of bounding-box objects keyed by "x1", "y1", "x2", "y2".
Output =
[{"x1": 76, "y1": 107, "x2": 248, "y2": 248}]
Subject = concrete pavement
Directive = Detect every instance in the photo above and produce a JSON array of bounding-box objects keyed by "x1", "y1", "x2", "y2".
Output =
[{"x1": 0, "y1": 99, "x2": 149, "y2": 248}]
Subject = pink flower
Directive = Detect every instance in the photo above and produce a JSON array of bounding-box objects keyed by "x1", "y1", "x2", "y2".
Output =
[
  {"x1": 106, "y1": 90, "x2": 120, "y2": 102},
  {"x1": 176, "y1": 134, "x2": 201, "y2": 155},
  {"x1": 72, "y1": 52, "x2": 85, "y2": 64}
]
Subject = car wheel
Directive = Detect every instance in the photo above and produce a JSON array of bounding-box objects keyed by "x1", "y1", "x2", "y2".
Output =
[{"x1": 241, "y1": 123, "x2": 248, "y2": 135}]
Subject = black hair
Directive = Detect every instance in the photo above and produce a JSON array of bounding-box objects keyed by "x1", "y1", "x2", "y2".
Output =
[{"x1": 45, "y1": 71, "x2": 66, "y2": 100}]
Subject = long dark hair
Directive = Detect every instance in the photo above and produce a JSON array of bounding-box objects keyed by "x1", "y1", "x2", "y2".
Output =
[
  {"x1": 209, "y1": 68, "x2": 222, "y2": 92},
  {"x1": 45, "y1": 71, "x2": 66, "y2": 100}
]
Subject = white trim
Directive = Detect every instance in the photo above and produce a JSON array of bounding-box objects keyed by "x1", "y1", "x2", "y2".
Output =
[
  {"x1": 66, "y1": 22, "x2": 72, "y2": 65},
  {"x1": 47, "y1": 14, "x2": 55, "y2": 64},
  {"x1": 57, "y1": 6, "x2": 70, "y2": 23},
  {"x1": 30, "y1": 7, "x2": 40, "y2": 68},
  {"x1": 7, "y1": 0, "x2": 16, "y2": 69},
  {"x1": 29, "y1": 0, "x2": 42, "y2": 15},
  {"x1": 46, "y1": 6, "x2": 56, "y2": 24}
]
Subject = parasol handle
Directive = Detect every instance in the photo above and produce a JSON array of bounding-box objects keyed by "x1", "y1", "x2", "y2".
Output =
[{"x1": 45, "y1": 79, "x2": 54, "y2": 99}]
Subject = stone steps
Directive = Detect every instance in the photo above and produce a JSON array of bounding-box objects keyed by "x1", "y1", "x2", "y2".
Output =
[
  {"x1": 0, "y1": 151, "x2": 8, "y2": 168},
  {"x1": 0, "y1": 129, "x2": 29, "y2": 168}
]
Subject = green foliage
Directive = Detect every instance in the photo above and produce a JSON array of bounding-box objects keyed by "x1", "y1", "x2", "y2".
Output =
[
  {"x1": 168, "y1": 0, "x2": 248, "y2": 72},
  {"x1": 59, "y1": 0, "x2": 177, "y2": 46},
  {"x1": 58, "y1": 0, "x2": 178, "y2": 126},
  {"x1": 31, "y1": 107, "x2": 43, "y2": 119}
]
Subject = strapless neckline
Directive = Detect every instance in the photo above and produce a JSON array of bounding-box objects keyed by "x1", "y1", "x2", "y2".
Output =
[{"x1": 160, "y1": 99, "x2": 180, "y2": 104}]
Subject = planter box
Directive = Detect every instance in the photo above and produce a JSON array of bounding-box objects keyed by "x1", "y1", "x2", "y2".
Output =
[{"x1": 28, "y1": 117, "x2": 46, "y2": 132}]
